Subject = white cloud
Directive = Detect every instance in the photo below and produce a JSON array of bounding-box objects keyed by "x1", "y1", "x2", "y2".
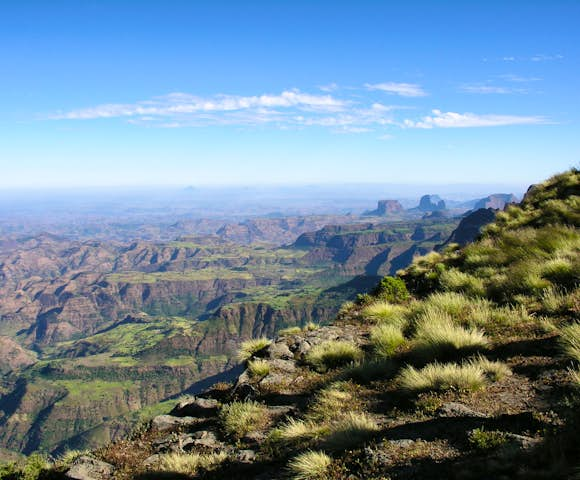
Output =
[
  {"x1": 405, "y1": 109, "x2": 547, "y2": 128},
  {"x1": 365, "y1": 82, "x2": 427, "y2": 97},
  {"x1": 318, "y1": 82, "x2": 339, "y2": 92},
  {"x1": 497, "y1": 74, "x2": 541, "y2": 82}
]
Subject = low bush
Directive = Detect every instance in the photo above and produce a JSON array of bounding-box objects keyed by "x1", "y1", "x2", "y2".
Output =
[
  {"x1": 398, "y1": 362, "x2": 486, "y2": 393},
  {"x1": 238, "y1": 338, "x2": 272, "y2": 362},
  {"x1": 305, "y1": 341, "x2": 363, "y2": 372},
  {"x1": 468, "y1": 428, "x2": 508, "y2": 450},
  {"x1": 288, "y1": 450, "x2": 332, "y2": 480},
  {"x1": 370, "y1": 324, "x2": 405, "y2": 358},
  {"x1": 371, "y1": 276, "x2": 410, "y2": 303},
  {"x1": 219, "y1": 400, "x2": 270, "y2": 439}
]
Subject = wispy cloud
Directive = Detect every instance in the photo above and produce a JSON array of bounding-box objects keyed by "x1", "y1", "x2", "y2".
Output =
[
  {"x1": 459, "y1": 84, "x2": 529, "y2": 95},
  {"x1": 365, "y1": 82, "x2": 427, "y2": 97},
  {"x1": 497, "y1": 74, "x2": 541, "y2": 83},
  {"x1": 485, "y1": 53, "x2": 564, "y2": 63},
  {"x1": 404, "y1": 109, "x2": 548, "y2": 128},
  {"x1": 318, "y1": 82, "x2": 339, "y2": 92}
]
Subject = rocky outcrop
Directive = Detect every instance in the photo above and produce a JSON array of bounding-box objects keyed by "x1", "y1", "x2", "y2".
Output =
[
  {"x1": 417, "y1": 195, "x2": 446, "y2": 212},
  {"x1": 364, "y1": 200, "x2": 404, "y2": 216},
  {"x1": 0, "y1": 337, "x2": 36, "y2": 373},
  {"x1": 473, "y1": 193, "x2": 518, "y2": 210}
]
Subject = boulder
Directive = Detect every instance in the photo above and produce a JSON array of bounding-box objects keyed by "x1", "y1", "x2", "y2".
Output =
[
  {"x1": 151, "y1": 415, "x2": 198, "y2": 432},
  {"x1": 170, "y1": 396, "x2": 219, "y2": 418},
  {"x1": 267, "y1": 342, "x2": 293, "y2": 360},
  {"x1": 437, "y1": 402, "x2": 487, "y2": 418},
  {"x1": 65, "y1": 456, "x2": 114, "y2": 480}
]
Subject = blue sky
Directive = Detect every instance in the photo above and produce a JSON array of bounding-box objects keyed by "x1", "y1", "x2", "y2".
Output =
[{"x1": 0, "y1": 0, "x2": 578, "y2": 188}]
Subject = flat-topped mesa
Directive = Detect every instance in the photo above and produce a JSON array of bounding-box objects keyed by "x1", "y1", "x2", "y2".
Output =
[
  {"x1": 365, "y1": 199, "x2": 404, "y2": 216},
  {"x1": 473, "y1": 193, "x2": 518, "y2": 210},
  {"x1": 418, "y1": 194, "x2": 446, "y2": 212}
]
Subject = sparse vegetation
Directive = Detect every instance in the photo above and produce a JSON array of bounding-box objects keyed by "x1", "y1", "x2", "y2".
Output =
[
  {"x1": 288, "y1": 450, "x2": 332, "y2": 480},
  {"x1": 468, "y1": 428, "x2": 508, "y2": 450},
  {"x1": 238, "y1": 338, "x2": 272, "y2": 361},
  {"x1": 279, "y1": 326, "x2": 303, "y2": 336},
  {"x1": 560, "y1": 323, "x2": 580, "y2": 362},
  {"x1": 305, "y1": 340, "x2": 363, "y2": 372}
]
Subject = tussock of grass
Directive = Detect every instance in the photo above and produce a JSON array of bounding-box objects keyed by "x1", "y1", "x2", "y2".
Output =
[
  {"x1": 412, "y1": 311, "x2": 488, "y2": 358},
  {"x1": 219, "y1": 400, "x2": 270, "y2": 439},
  {"x1": 560, "y1": 323, "x2": 580, "y2": 362},
  {"x1": 468, "y1": 428, "x2": 507, "y2": 450},
  {"x1": 307, "y1": 382, "x2": 359, "y2": 422},
  {"x1": 361, "y1": 301, "x2": 408, "y2": 326},
  {"x1": 56, "y1": 450, "x2": 89, "y2": 468},
  {"x1": 468, "y1": 355, "x2": 511, "y2": 381},
  {"x1": 370, "y1": 323, "x2": 405, "y2": 358},
  {"x1": 155, "y1": 452, "x2": 228, "y2": 475},
  {"x1": 325, "y1": 412, "x2": 379, "y2": 449},
  {"x1": 541, "y1": 287, "x2": 574, "y2": 315},
  {"x1": 568, "y1": 367, "x2": 580, "y2": 386},
  {"x1": 279, "y1": 326, "x2": 303, "y2": 336},
  {"x1": 440, "y1": 269, "x2": 486, "y2": 297},
  {"x1": 398, "y1": 362, "x2": 486, "y2": 393},
  {"x1": 247, "y1": 358, "x2": 271, "y2": 377},
  {"x1": 288, "y1": 450, "x2": 332, "y2": 480},
  {"x1": 304, "y1": 321, "x2": 320, "y2": 331},
  {"x1": 273, "y1": 418, "x2": 329, "y2": 443},
  {"x1": 238, "y1": 338, "x2": 272, "y2": 361},
  {"x1": 305, "y1": 340, "x2": 363, "y2": 372}
]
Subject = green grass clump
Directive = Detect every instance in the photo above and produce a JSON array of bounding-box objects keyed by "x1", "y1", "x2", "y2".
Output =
[
  {"x1": 468, "y1": 428, "x2": 508, "y2": 450},
  {"x1": 412, "y1": 311, "x2": 488, "y2": 359},
  {"x1": 305, "y1": 341, "x2": 363, "y2": 372},
  {"x1": 219, "y1": 400, "x2": 270, "y2": 439},
  {"x1": 303, "y1": 321, "x2": 319, "y2": 332},
  {"x1": 155, "y1": 452, "x2": 228, "y2": 475},
  {"x1": 279, "y1": 326, "x2": 303, "y2": 336},
  {"x1": 560, "y1": 323, "x2": 580, "y2": 362},
  {"x1": 247, "y1": 358, "x2": 271, "y2": 378},
  {"x1": 307, "y1": 382, "x2": 360, "y2": 422},
  {"x1": 325, "y1": 412, "x2": 379, "y2": 450},
  {"x1": 361, "y1": 301, "x2": 408, "y2": 327},
  {"x1": 440, "y1": 269, "x2": 486, "y2": 297},
  {"x1": 288, "y1": 450, "x2": 332, "y2": 480},
  {"x1": 398, "y1": 362, "x2": 486, "y2": 393},
  {"x1": 468, "y1": 355, "x2": 511, "y2": 381},
  {"x1": 370, "y1": 323, "x2": 405, "y2": 358},
  {"x1": 56, "y1": 450, "x2": 89, "y2": 468},
  {"x1": 272, "y1": 418, "x2": 329, "y2": 444},
  {"x1": 238, "y1": 338, "x2": 272, "y2": 361}
]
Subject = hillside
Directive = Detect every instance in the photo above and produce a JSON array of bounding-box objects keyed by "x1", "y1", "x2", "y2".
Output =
[
  {"x1": 0, "y1": 216, "x2": 457, "y2": 457},
  {"x1": 2, "y1": 168, "x2": 576, "y2": 479}
]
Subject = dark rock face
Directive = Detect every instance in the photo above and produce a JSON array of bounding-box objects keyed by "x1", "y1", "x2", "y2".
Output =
[
  {"x1": 473, "y1": 193, "x2": 518, "y2": 210},
  {"x1": 365, "y1": 200, "x2": 404, "y2": 216},
  {"x1": 441, "y1": 208, "x2": 497, "y2": 247},
  {"x1": 418, "y1": 195, "x2": 446, "y2": 212}
]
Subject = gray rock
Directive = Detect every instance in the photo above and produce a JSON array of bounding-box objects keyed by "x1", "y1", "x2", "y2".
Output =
[
  {"x1": 151, "y1": 414, "x2": 198, "y2": 432},
  {"x1": 259, "y1": 373, "x2": 288, "y2": 388},
  {"x1": 390, "y1": 439, "x2": 415, "y2": 447},
  {"x1": 268, "y1": 342, "x2": 293, "y2": 360},
  {"x1": 437, "y1": 402, "x2": 487, "y2": 418},
  {"x1": 236, "y1": 449, "x2": 257, "y2": 463},
  {"x1": 504, "y1": 433, "x2": 540, "y2": 450},
  {"x1": 170, "y1": 396, "x2": 219, "y2": 418},
  {"x1": 65, "y1": 456, "x2": 114, "y2": 480},
  {"x1": 269, "y1": 358, "x2": 296, "y2": 373},
  {"x1": 190, "y1": 430, "x2": 224, "y2": 450},
  {"x1": 142, "y1": 454, "x2": 161, "y2": 468}
]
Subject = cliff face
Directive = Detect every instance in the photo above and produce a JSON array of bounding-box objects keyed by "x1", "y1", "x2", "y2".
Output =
[{"x1": 473, "y1": 193, "x2": 518, "y2": 210}]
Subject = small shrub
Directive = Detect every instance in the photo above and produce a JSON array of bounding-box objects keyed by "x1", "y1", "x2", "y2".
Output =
[
  {"x1": 304, "y1": 322, "x2": 320, "y2": 332},
  {"x1": 371, "y1": 276, "x2": 410, "y2": 303},
  {"x1": 412, "y1": 311, "x2": 488, "y2": 359},
  {"x1": 398, "y1": 362, "x2": 486, "y2": 393},
  {"x1": 238, "y1": 338, "x2": 272, "y2": 361},
  {"x1": 468, "y1": 428, "x2": 508, "y2": 450},
  {"x1": 156, "y1": 452, "x2": 228, "y2": 475},
  {"x1": 337, "y1": 301, "x2": 356, "y2": 319},
  {"x1": 22, "y1": 454, "x2": 51, "y2": 480},
  {"x1": 355, "y1": 293, "x2": 374, "y2": 306},
  {"x1": 219, "y1": 400, "x2": 270, "y2": 439},
  {"x1": 370, "y1": 324, "x2": 405, "y2": 358},
  {"x1": 288, "y1": 450, "x2": 332, "y2": 480},
  {"x1": 0, "y1": 463, "x2": 18, "y2": 480},
  {"x1": 279, "y1": 326, "x2": 303, "y2": 336},
  {"x1": 57, "y1": 450, "x2": 89, "y2": 468},
  {"x1": 247, "y1": 358, "x2": 271, "y2": 378},
  {"x1": 560, "y1": 323, "x2": 580, "y2": 362},
  {"x1": 361, "y1": 301, "x2": 408, "y2": 327},
  {"x1": 325, "y1": 412, "x2": 379, "y2": 449},
  {"x1": 305, "y1": 341, "x2": 363, "y2": 373}
]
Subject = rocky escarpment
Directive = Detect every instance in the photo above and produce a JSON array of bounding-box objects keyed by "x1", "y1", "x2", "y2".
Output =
[
  {"x1": 417, "y1": 194, "x2": 446, "y2": 211},
  {"x1": 439, "y1": 208, "x2": 497, "y2": 247},
  {"x1": 363, "y1": 200, "x2": 404, "y2": 217},
  {"x1": 473, "y1": 193, "x2": 518, "y2": 210}
]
